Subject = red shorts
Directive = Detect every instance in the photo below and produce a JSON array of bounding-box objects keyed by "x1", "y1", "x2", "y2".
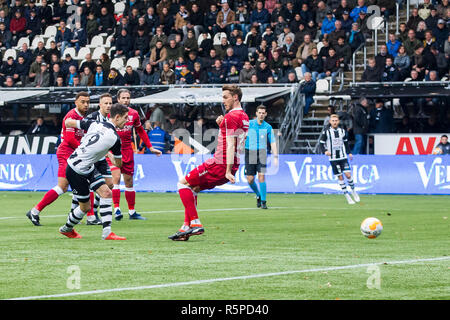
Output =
[
  {"x1": 107, "y1": 148, "x2": 135, "y2": 176},
  {"x1": 185, "y1": 158, "x2": 239, "y2": 191},
  {"x1": 56, "y1": 148, "x2": 72, "y2": 178}
]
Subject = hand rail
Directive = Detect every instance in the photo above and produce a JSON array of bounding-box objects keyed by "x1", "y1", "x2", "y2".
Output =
[{"x1": 352, "y1": 43, "x2": 366, "y2": 84}]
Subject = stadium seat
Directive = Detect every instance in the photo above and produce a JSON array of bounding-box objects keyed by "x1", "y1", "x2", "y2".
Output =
[
  {"x1": 30, "y1": 36, "x2": 45, "y2": 49},
  {"x1": 87, "y1": 35, "x2": 104, "y2": 48},
  {"x1": 14, "y1": 37, "x2": 30, "y2": 50},
  {"x1": 114, "y1": 2, "x2": 125, "y2": 14},
  {"x1": 45, "y1": 37, "x2": 55, "y2": 49},
  {"x1": 108, "y1": 46, "x2": 116, "y2": 57},
  {"x1": 63, "y1": 47, "x2": 76, "y2": 58},
  {"x1": 76, "y1": 47, "x2": 91, "y2": 60},
  {"x1": 213, "y1": 32, "x2": 227, "y2": 46},
  {"x1": 316, "y1": 41, "x2": 324, "y2": 53},
  {"x1": 295, "y1": 67, "x2": 303, "y2": 81},
  {"x1": 43, "y1": 25, "x2": 57, "y2": 39},
  {"x1": 92, "y1": 47, "x2": 106, "y2": 60},
  {"x1": 105, "y1": 35, "x2": 114, "y2": 47},
  {"x1": 126, "y1": 57, "x2": 140, "y2": 70},
  {"x1": 315, "y1": 79, "x2": 329, "y2": 93},
  {"x1": 110, "y1": 57, "x2": 124, "y2": 70},
  {"x1": 118, "y1": 67, "x2": 126, "y2": 76},
  {"x1": 2, "y1": 48, "x2": 17, "y2": 61}
]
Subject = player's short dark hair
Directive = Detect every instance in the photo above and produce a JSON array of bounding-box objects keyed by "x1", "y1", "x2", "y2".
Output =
[
  {"x1": 110, "y1": 103, "x2": 129, "y2": 118},
  {"x1": 441, "y1": 134, "x2": 448, "y2": 139},
  {"x1": 117, "y1": 88, "x2": 131, "y2": 99},
  {"x1": 75, "y1": 91, "x2": 89, "y2": 100},
  {"x1": 223, "y1": 84, "x2": 243, "y2": 102},
  {"x1": 100, "y1": 93, "x2": 112, "y2": 101},
  {"x1": 256, "y1": 105, "x2": 267, "y2": 112}
]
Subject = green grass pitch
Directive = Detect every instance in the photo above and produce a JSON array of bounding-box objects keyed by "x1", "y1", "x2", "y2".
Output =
[{"x1": 0, "y1": 191, "x2": 449, "y2": 300}]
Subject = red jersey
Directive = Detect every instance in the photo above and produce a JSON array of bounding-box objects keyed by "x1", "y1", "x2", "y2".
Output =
[
  {"x1": 57, "y1": 108, "x2": 85, "y2": 155},
  {"x1": 116, "y1": 107, "x2": 144, "y2": 151},
  {"x1": 214, "y1": 107, "x2": 249, "y2": 166}
]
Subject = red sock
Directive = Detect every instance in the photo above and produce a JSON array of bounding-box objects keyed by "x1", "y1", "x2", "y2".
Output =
[
  {"x1": 179, "y1": 188, "x2": 198, "y2": 223},
  {"x1": 124, "y1": 189, "x2": 135, "y2": 211},
  {"x1": 112, "y1": 186, "x2": 121, "y2": 208},
  {"x1": 36, "y1": 188, "x2": 60, "y2": 212},
  {"x1": 87, "y1": 192, "x2": 95, "y2": 216}
]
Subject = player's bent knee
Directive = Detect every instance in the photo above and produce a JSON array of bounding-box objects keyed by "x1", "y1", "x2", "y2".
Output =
[
  {"x1": 96, "y1": 185, "x2": 112, "y2": 199},
  {"x1": 247, "y1": 176, "x2": 255, "y2": 184}
]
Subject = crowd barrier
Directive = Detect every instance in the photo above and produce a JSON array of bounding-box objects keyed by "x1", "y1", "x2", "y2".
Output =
[{"x1": 0, "y1": 155, "x2": 448, "y2": 195}]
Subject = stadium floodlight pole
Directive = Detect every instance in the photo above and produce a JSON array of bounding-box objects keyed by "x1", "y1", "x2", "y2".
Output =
[{"x1": 395, "y1": 3, "x2": 400, "y2": 35}]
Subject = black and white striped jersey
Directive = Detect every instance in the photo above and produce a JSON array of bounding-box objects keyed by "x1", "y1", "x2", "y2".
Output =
[
  {"x1": 67, "y1": 119, "x2": 122, "y2": 175},
  {"x1": 86, "y1": 110, "x2": 109, "y2": 123},
  {"x1": 319, "y1": 127, "x2": 351, "y2": 161}
]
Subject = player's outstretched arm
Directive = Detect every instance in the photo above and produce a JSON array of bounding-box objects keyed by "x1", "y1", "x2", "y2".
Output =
[
  {"x1": 65, "y1": 119, "x2": 79, "y2": 128},
  {"x1": 225, "y1": 135, "x2": 236, "y2": 183}
]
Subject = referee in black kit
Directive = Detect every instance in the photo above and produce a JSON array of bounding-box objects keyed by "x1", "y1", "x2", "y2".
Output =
[{"x1": 320, "y1": 114, "x2": 360, "y2": 205}]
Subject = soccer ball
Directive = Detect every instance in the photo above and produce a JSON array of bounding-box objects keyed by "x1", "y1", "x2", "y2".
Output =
[
  {"x1": 360, "y1": 217, "x2": 383, "y2": 239},
  {"x1": 432, "y1": 147, "x2": 443, "y2": 155}
]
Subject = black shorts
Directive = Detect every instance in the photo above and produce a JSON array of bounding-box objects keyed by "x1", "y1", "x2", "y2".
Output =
[
  {"x1": 330, "y1": 159, "x2": 351, "y2": 176},
  {"x1": 66, "y1": 165, "x2": 105, "y2": 203},
  {"x1": 244, "y1": 149, "x2": 267, "y2": 176},
  {"x1": 94, "y1": 158, "x2": 112, "y2": 178}
]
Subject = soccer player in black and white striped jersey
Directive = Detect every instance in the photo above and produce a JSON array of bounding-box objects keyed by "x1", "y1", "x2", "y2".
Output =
[{"x1": 320, "y1": 114, "x2": 360, "y2": 204}]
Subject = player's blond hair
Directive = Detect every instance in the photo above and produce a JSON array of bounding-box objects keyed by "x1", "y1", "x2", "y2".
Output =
[{"x1": 222, "y1": 84, "x2": 243, "y2": 102}]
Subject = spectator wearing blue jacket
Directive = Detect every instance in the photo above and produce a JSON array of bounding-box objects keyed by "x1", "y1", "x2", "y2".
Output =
[
  {"x1": 300, "y1": 72, "x2": 316, "y2": 117},
  {"x1": 350, "y1": 0, "x2": 367, "y2": 22},
  {"x1": 147, "y1": 121, "x2": 173, "y2": 154},
  {"x1": 321, "y1": 11, "x2": 336, "y2": 39},
  {"x1": 386, "y1": 33, "x2": 402, "y2": 57},
  {"x1": 222, "y1": 47, "x2": 242, "y2": 73},
  {"x1": 55, "y1": 20, "x2": 73, "y2": 57},
  {"x1": 250, "y1": 1, "x2": 271, "y2": 33}
]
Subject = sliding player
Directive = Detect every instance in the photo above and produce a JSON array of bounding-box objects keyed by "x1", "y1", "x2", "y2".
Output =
[
  {"x1": 59, "y1": 103, "x2": 129, "y2": 240},
  {"x1": 245, "y1": 105, "x2": 278, "y2": 209},
  {"x1": 110, "y1": 89, "x2": 162, "y2": 221},
  {"x1": 169, "y1": 84, "x2": 249, "y2": 241},
  {"x1": 320, "y1": 114, "x2": 360, "y2": 204},
  {"x1": 26, "y1": 92, "x2": 89, "y2": 226}
]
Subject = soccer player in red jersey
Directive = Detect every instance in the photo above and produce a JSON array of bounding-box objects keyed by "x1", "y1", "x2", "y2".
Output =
[
  {"x1": 26, "y1": 92, "x2": 90, "y2": 226},
  {"x1": 169, "y1": 84, "x2": 250, "y2": 241},
  {"x1": 109, "y1": 89, "x2": 162, "y2": 220}
]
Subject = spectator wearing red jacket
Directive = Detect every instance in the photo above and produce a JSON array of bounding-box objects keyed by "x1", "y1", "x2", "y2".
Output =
[{"x1": 10, "y1": 10, "x2": 26, "y2": 46}]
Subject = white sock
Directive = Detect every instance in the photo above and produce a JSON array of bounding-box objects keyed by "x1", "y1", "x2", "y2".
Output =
[{"x1": 31, "y1": 207, "x2": 40, "y2": 215}]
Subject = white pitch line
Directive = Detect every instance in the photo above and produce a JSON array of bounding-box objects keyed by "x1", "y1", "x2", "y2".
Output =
[{"x1": 7, "y1": 256, "x2": 450, "y2": 300}]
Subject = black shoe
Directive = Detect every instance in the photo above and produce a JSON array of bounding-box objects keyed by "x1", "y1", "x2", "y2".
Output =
[
  {"x1": 189, "y1": 226, "x2": 205, "y2": 237},
  {"x1": 256, "y1": 196, "x2": 261, "y2": 208},
  {"x1": 261, "y1": 201, "x2": 268, "y2": 209},
  {"x1": 86, "y1": 218, "x2": 102, "y2": 225},
  {"x1": 168, "y1": 229, "x2": 191, "y2": 241},
  {"x1": 26, "y1": 211, "x2": 41, "y2": 226}
]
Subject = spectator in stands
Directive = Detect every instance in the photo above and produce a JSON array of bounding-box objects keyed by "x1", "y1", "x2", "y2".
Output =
[
  {"x1": 79, "y1": 66, "x2": 94, "y2": 86},
  {"x1": 256, "y1": 60, "x2": 272, "y2": 83},
  {"x1": 361, "y1": 58, "x2": 382, "y2": 82},
  {"x1": 33, "y1": 40, "x2": 47, "y2": 60},
  {"x1": 160, "y1": 62, "x2": 175, "y2": 85},
  {"x1": 10, "y1": 10, "x2": 27, "y2": 46},
  {"x1": 215, "y1": 1, "x2": 234, "y2": 35},
  {"x1": 98, "y1": 6, "x2": 115, "y2": 36},
  {"x1": 394, "y1": 45, "x2": 411, "y2": 80},
  {"x1": 0, "y1": 56, "x2": 16, "y2": 85},
  {"x1": 140, "y1": 63, "x2": 159, "y2": 85},
  {"x1": 335, "y1": 36, "x2": 352, "y2": 70},
  {"x1": 300, "y1": 72, "x2": 316, "y2": 117},
  {"x1": 418, "y1": 0, "x2": 433, "y2": 20},
  {"x1": 70, "y1": 21, "x2": 87, "y2": 53},
  {"x1": 318, "y1": 47, "x2": 339, "y2": 84},
  {"x1": 381, "y1": 57, "x2": 400, "y2": 82},
  {"x1": 301, "y1": 47, "x2": 323, "y2": 81},
  {"x1": 387, "y1": 32, "x2": 402, "y2": 57},
  {"x1": 430, "y1": 44, "x2": 448, "y2": 78},
  {"x1": 321, "y1": 11, "x2": 336, "y2": 40},
  {"x1": 146, "y1": 121, "x2": 173, "y2": 154},
  {"x1": 115, "y1": 28, "x2": 133, "y2": 59},
  {"x1": 369, "y1": 99, "x2": 394, "y2": 133},
  {"x1": 15, "y1": 55, "x2": 28, "y2": 85},
  {"x1": 27, "y1": 116, "x2": 50, "y2": 134},
  {"x1": 434, "y1": 19, "x2": 449, "y2": 53},
  {"x1": 348, "y1": 22, "x2": 366, "y2": 53},
  {"x1": 351, "y1": 97, "x2": 370, "y2": 154},
  {"x1": 396, "y1": 116, "x2": 417, "y2": 133},
  {"x1": 233, "y1": 2, "x2": 250, "y2": 37},
  {"x1": 66, "y1": 65, "x2": 78, "y2": 86},
  {"x1": 106, "y1": 67, "x2": 124, "y2": 86},
  {"x1": 174, "y1": 4, "x2": 189, "y2": 36},
  {"x1": 426, "y1": 7, "x2": 439, "y2": 30},
  {"x1": 28, "y1": 54, "x2": 43, "y2": 84},
  {"x1": 52, "y1": 0, "x2": 68, "y2": 24},
  {"x1": 30, "y1": 62, "x2": 50, "y2": 87},
  {"x1": 434, "y1": 134, "x2": 450, "y2": 154},
  {"x1": 149, "y1": 40, "x2": 167, "y2": 71},
  {"x1": 223, "y1": 47, "x2": 241, "y2": 73},
  {"x1": 300, "y1": 3, "x2": 314, "y2": 25},
  {"x1": 375, "y1": 44, "x2": 393, "y2": 73},
  {"x1": 192, "y1": 61, "x2": 208, "y2": 84},
  {"x1": 25, "y1": 8, "x2": 40, "y2": 43},
  {"x1": 123, "y1": 65, "x2": 140, "y2": 86},
  {"x1": 295, "y1": 34, "x2": 316, "y2": 68},
  {"x1": 328, "y1": 20, "x2": 346, "y2": 48},
  {"x1": 416, "y1": 21, "x2": 428, "y2": 41},
  {"x1": 350, "y1": 0, "x2": 367, "y2": 22},
  {"x1": 208, "y1": 59, "x2": 226, "y2": 83},
  {"x1": 133, "y1": 26, "x2": 150, "y2": 59},
  {"x1": 356, "y1": 10, "x2": 371, "y2": 38},
  {"x1": 398, "y1": 23, "x2": 408, "y2": 43},
  {"x1": 61, "y1": 53, "x2": 78, "y2": 77},
  {"x1": 278, "y1": 25, "x2": 295, "y2": 47},
  {"x1": 183, "y1": 30, "x2": 198, "y2": 56},
  {"x1": 0, "y1": 22, "x2": 11, "y2": 49},
  {"x1": 315, "y1": 1, "x2": 329, "y2": 29},
  {"x1": 39, "y1": 0, "x2": 53, "y2": 32},
  {"x1": 17, "y1": 42, "x2": 33, "y2": 64},
  {"x1": 250, "y1": 1, "x2": 271, "y2": 34},
  {"x1": 406, "y1": 8, "x2": 423, "y2": 31},
  {"x1": 281, "y1": 35, "x2": 297, "y2": 60},
  {"x1": 404, "y1": 29, "x2": 423, "y2": 56},
  {"x1": 187, "y1": 4, "x2": 204, "y2": 38},
  {"x1": 94, "y1": 65, "x2": 105, "y2": 86},
  {"x1": 239, "y1": 60, "x2": 256, "y2": 83},
  {"x1": 176, "y1": 65, "x2": 194, "y2": 84},
  {"x1": 225, "y1": 65, "x2": 240, "y2": 83},
  {"x1": 55, "y1": 20, "x2": 72, "y2": 57},
  {"x1": 45, "y1": 41, "x2": 60, "y2": 64},
  {"x1": 340, "y1": 11, "x2": 352, "y2": 34},
  {"x1": 166, "y1": 39, "x2": 183, "y2": 62}
]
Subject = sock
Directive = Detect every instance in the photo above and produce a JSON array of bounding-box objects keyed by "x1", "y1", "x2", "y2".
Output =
[
  {"x1": 36, "y1": 186, "x2": 64, "y2": 212},
  {"x1": 112, "y1": 185, "x2": 121, "y2": 209},
  {"x1": 94, "y1": 194, "x2": 100, "y2": 216},
  {"x1": 347, "y1": 178, "x2": 355, "y2": 190},
  {"x1": 178, "y1": 183, "x2": 198, "y2": 225},
  {"x1": 87, "y1": 191, "x2": 95, "y2": 217},
  {"x1": 179, "y1": 224, "x2": 190, "y2": 232},
  {"x1": 248, "y1": 181, "x2": 261, "y2": 198},
  {"x1": 71, "y1": 195, "x2": 79, "y2": 211},
  {"x1": 64, "y1": 206, "x2": 86, "y2": 230},
  {"x1": 259, "y1": 182, "x2": 267, "y2": 202},
  {"x1": 125, "y1": 187, "x2": 136, "y2": 215},
  {"x1": 190, "y1": 218, "x2": 202, "y2": 227},
  {"x1": 99, "y1": 198, "x2": 113, "y2": 239},
  {"x1": 338, "y1": 179, "x2": 347, "y2": 193}
]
